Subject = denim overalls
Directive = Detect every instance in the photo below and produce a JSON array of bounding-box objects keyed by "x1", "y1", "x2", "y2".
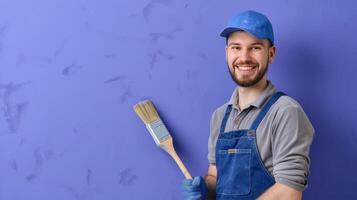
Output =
[{"x1": 216, "y1": 92, "x2": 285, "y2": 200}]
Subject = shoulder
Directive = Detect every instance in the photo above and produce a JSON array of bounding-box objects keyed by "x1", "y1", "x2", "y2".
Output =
[
  {"x1": 272, "y1": 95, "x2": 306, "y2": 116},
  {"x1": 209, "y1": 103, "x2": 229, "y2": 134},
  {"x1": 210, "y1": 103, "x2": 229, "y2": 122},
  {"x1": 270, "y1": 95, "x2": 314, "y2": 132},
  {"x1": 275, "y1": 95, "x2": 301, "y2": 109}
]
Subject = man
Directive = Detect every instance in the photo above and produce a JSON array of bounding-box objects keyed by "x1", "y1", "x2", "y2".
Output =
[{"x1": 181, "y1": 10, "x2": 314, "y2": 200}]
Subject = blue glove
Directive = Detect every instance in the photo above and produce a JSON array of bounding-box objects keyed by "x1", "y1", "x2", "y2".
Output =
[{"x1": 181, "y1": 176, "x2": 207, "y2": 200}]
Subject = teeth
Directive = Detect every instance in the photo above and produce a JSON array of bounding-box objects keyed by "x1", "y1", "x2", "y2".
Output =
[{"x1": 238, "y1": 66, "x2": 255, "y2": 70}]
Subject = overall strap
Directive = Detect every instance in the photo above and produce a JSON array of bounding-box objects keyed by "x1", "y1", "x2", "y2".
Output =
[
  {"x1": 250, "y1": 91, "x2": 286, "y2": 131},
  {"x1": 220, "y1": 105, "x2": 233, "y2": 133}
]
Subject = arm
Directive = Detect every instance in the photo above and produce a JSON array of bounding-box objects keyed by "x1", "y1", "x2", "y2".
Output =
[
  {"x1": 205, "y1": 107, "x2": 222, "y2": 199},
  {"x1": 257, "y1": 182, "x2": 302, "y2": 200},
  {"x1": 204, "y1": 164, "x2": 217, "y2": 199},
  {"x1": 260, "y1": 101, "x2": 314, "y2": 199}
]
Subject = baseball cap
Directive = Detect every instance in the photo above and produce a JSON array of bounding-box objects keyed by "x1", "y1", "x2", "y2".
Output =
[{"x1": 220, "y1": 10, "x2": 274, "y2": 45}]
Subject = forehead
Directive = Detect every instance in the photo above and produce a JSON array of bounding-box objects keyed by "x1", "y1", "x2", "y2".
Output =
[{"x1": 227, "y1": 31, "x2": 269, "y2": 46}]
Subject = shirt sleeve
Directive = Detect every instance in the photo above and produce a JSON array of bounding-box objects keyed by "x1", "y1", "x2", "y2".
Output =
[
  {"x1": 271, "y1": 103, "x2": 315, "y2": 191},
  {"x1": 207, "y1": 106, "x2": 225, "y2": 164}
]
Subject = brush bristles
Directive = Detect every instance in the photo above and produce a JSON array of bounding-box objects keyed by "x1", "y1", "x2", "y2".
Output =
[{"x1": 133, "y1": 100, "x2": 160, "y2": 124}]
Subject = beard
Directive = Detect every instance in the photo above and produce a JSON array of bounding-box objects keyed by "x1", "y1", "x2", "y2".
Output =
[{"x1": 227, "y1": 59, "x2": 269, "y2": 87}]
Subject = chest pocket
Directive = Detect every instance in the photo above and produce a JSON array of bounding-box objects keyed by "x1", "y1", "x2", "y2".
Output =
[{"x1": 216, "y1": 145, "x2": 252, "y2": 196}]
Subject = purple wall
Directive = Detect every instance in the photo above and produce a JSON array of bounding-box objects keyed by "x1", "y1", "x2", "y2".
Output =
[{"x1": 0, "y1": 0, "x2": 356, "y2": 199}]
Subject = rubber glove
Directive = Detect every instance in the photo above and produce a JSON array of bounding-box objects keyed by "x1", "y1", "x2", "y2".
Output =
[{"x1": 181, "y1": 176, "x2": 207, "y2": 200}]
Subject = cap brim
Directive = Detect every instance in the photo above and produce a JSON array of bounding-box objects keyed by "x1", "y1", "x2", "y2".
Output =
[
  {"x1": 220, "y1": 27, "x2": 245, "y2": 37},
  {"x1": 220, "y1": 27, "x2": 265, "y2": 40}
]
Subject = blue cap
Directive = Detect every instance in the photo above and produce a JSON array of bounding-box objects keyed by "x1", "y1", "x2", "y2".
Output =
[{"x1": 220, "y1": 10, "x2": 274, "y2": 45}]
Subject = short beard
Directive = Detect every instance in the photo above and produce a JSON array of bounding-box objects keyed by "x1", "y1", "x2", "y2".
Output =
[{"x1": 227, "y1": 61, "x2": 269, "y2": 87}]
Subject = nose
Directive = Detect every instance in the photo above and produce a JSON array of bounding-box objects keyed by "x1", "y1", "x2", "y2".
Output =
[{"x1": 238, "y1": 49, "x2": 250, "y2": 63}]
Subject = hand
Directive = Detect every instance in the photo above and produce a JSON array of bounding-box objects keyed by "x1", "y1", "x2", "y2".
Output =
[{"x1": 181, "y1": 176, "x2": 207, "y2": 200}]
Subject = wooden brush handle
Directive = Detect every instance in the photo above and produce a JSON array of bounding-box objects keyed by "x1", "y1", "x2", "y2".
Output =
[{"x1": 161, "y1": 138, "x2": 192, "y2": 179}]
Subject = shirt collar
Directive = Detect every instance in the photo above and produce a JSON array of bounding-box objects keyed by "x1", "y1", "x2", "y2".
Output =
[{"x1": 228, "y1": 81, "x2": 277, "y2": 110}]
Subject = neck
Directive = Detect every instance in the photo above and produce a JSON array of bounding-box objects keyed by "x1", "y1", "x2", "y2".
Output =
[{"x1": 238, "y1": 78, "x2": 268, "y2": 110}]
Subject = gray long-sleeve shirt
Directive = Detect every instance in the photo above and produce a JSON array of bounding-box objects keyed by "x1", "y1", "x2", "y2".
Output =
[{"x1": 208, "y1": 81, "x2": 314, "y2": 191}]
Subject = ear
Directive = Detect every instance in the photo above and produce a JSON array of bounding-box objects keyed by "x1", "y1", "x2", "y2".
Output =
[
  {"x1": 268, "y1": 46, "x2": 276, "y2": 64},
  {"x1": 225, "y1": 46, "x2": 229, "y2": 61}
]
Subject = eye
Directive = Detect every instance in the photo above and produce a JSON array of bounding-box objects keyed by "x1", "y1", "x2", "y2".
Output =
[
  {"x1": 252, "y1": 46, "x2": 262, "y2": 51},
  {"x1": 231, "y1": 46, "x2": 241, "y2": 51}
]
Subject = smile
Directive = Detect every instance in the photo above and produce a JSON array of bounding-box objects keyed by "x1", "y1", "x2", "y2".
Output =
[
  {"x1": 238, "y1": 66, "x2": 256, "y2": 70},
  {"x1": 233, "y1": 65, "x2": 257, "y2": 76},
  {"x1": 234, "y1": 65, "x2": 257, "y2": 71}
]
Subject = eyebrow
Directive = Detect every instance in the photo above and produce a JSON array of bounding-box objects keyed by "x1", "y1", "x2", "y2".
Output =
[{"x1": 228, "y1": 42, "x2": 265, "y2": 46}]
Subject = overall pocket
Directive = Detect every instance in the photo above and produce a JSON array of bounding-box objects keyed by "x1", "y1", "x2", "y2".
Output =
[{"x1": 216, "y1": 148, "x2": 252, "y2": 196}]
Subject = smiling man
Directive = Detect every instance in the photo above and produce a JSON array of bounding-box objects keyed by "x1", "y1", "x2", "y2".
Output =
[{"x1": 181, "y1": 10, "x2": 314, "y2": 200}]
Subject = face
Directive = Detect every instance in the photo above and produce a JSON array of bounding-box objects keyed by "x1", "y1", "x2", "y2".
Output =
[{"x1": 226, "y1": 31, "x2": 275, "y2": 87}]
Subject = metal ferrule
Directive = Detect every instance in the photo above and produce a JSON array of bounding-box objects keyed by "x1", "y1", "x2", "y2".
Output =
[{"x1": 146, "y1": 119, "x2": 171, "y2": 146}]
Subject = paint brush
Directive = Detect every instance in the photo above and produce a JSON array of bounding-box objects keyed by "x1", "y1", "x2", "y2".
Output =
[{"x1": 133, "y1": 100, "x2": 192, "y2": 179}]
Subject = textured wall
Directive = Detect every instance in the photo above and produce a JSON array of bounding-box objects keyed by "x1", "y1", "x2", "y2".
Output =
[{"x1": 0, "y1": 0, "x2": 356, "y2": 199}]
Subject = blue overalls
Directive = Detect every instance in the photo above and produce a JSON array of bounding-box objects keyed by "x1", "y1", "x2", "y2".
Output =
[{"x1": 216, "y1": 92, "x2": 285, "y2": 200}]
